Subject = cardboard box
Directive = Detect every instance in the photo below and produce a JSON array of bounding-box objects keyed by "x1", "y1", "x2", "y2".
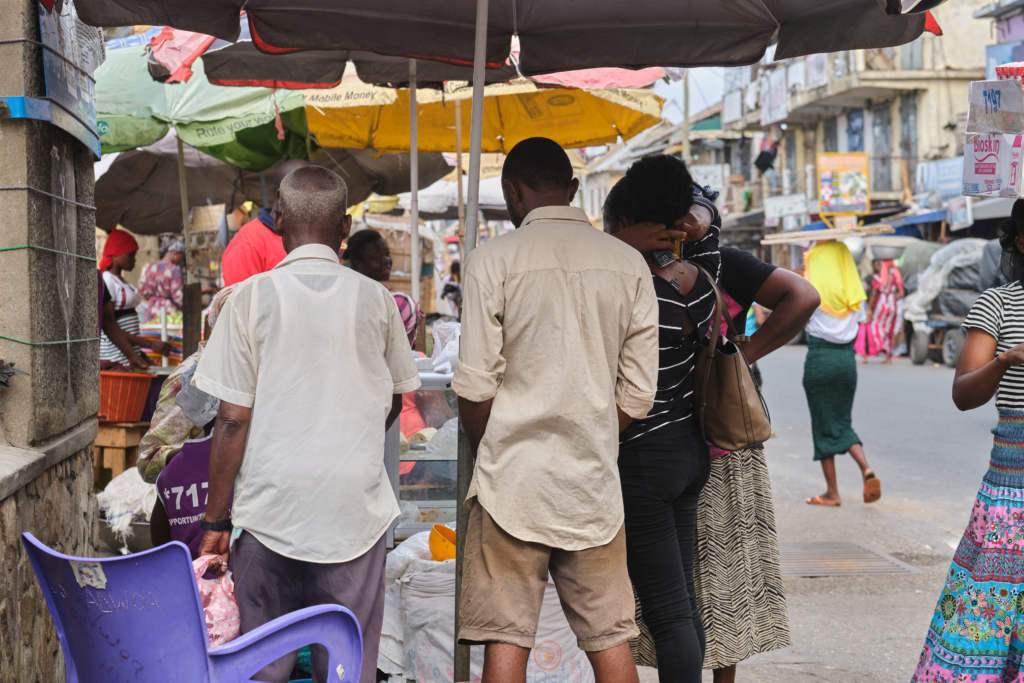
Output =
[
  {"x1": 967, "y1": 80, "x2": 1024, "y2": 135},
  {"x1": 962, "y1": 133, "x2": 1024, "y2": 198}
]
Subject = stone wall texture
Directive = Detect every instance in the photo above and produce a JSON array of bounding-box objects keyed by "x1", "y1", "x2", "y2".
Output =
[{"x1": 0, "y1": 447, "x2": 97, "y2": 682}]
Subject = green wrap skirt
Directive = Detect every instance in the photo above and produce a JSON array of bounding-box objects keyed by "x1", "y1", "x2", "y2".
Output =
[{"x1": 802, "y1": 336, "x2": 862, "y2": 461}]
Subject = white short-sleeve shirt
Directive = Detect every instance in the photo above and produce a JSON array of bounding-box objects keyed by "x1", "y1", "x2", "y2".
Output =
[{"x1": 195, "y1": 243, "x2": 420, "y2": 563}]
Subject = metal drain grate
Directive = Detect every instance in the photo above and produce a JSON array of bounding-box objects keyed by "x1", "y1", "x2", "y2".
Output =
[{"x1": 778, "y1": 542, "x2": 920, "y2": 577}]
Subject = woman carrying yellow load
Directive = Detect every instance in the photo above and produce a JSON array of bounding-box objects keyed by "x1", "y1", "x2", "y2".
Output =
[{"x1": 802, "y1": 240, "x2": 882, "y2": 507}]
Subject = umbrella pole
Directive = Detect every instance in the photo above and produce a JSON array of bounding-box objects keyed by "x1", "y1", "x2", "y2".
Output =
[
  {"x1": 177, "y1": 134, "x2": 201, "y2": 359},
  {"x1": 455, "y1": 0, "x2": 488, "y2": 680},
  {"x1": 455, "y1": 98, "x2": 465, "y2": 263},
  {"x1": 410, "y1": 59, "x2": 421, "y2": 305}
]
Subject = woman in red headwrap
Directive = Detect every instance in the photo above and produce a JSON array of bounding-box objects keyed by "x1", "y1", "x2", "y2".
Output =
[{"x1": 99, "y1": 229, "x2": 172, "y2": 368}]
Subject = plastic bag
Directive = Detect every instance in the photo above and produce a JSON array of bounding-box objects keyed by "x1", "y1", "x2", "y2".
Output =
[
  {"x1": 96, "y1": 468, "x2": 158, "y2": 549},
  {"x1": 431, "y1": 322, "x2": 460, "y2": 374},
  {"x1": 193, "y1": 555, "x2": 240, "y2": 647},
  {"x1": 425, "y1": 418, "x2": 458, "y2": 458}
]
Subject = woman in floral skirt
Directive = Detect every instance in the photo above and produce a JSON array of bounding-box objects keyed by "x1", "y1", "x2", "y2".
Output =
[{"x1": 914, "y1": 200, "x2": 1024, "y2": 681}]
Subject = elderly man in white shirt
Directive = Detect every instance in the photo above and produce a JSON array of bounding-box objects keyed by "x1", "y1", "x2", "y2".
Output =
[{"x1": 195, "y1": 166, "x2": 420, "y2": 683}]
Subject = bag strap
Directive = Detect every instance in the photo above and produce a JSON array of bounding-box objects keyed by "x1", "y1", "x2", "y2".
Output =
[{"x1": 692, "y1": 264, "x2": 728, "y2": 435}]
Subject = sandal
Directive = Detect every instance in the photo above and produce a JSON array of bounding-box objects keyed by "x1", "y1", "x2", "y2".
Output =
[
  {"x1": 863, "y1": 470, "x2": 881, "y2": 504},
  {"x1": 806, "y1": 495, "x2": 841, "y2": 507}
]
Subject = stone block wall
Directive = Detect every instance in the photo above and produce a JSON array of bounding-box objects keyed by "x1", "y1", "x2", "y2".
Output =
[{"x1": 0, "y1": 446, "x2": 97, "y2": 682}]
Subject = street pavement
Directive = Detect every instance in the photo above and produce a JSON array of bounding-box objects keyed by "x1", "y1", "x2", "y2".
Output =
[{"x1": 640, "y1": 344, "x2": 994, "y2": 683}]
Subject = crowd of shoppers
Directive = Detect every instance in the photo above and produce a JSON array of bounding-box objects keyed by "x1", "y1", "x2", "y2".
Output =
[{"x1": 116, "y1": 136, "x2": 860, "y2": 683}]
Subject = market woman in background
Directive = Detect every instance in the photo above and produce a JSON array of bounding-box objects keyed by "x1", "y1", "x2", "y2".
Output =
[
  {"x1": 137, "y1": 235, "x2": 185, "y2": 321},
  {"x1": 865, "y1": 258, "x2": 904, "y2": 365},
  {"x1": 802, "y1": 240, "x2": 881, "y2": 507},
  {"x1": 99, "y1": 229, "x2": 172, "y2": 368},
  {"x1": 913, "y1": 199, "x2": 1024, "y2": 682}
]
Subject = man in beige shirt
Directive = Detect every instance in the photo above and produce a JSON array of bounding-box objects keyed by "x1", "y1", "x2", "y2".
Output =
[
  {"x1": 454, "y1": 137, "x2": 659, "y2": 682},
  {"x1": 195, "y1": 166, "x2": 420, "y2": 683}
]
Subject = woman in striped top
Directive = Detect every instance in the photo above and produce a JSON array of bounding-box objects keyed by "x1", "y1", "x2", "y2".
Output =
[
  {"x1": 99, "y1": 230, "x2": 172, "y2": 368},
  {"x1": 913, "y1": 200, "x2": 1024, "y2": 683},
  {"x1": 605, "y1": 155, "x2": 720, "y2": 683}
]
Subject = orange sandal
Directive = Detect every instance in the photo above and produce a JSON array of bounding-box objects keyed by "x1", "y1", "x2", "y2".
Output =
[
  {"x1": 806, "y1": 495, "x2": 841, "y2": 507},
  {"x1": 863, "y1": 471, "x2": 881, "y2": 504}
]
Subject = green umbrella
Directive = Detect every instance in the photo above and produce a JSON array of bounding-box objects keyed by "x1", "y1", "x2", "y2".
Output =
[{"x1": 95, "y1": 47, "x2": 313, "y2": 171}]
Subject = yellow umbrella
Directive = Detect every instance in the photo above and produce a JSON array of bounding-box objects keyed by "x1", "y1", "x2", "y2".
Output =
[{"x1": 303, "y1": 77, "x2": 663, "y2": 153}]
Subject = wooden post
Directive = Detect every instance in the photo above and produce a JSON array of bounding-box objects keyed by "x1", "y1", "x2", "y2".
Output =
[{"x1": 177, "y1": 135, "x2": 202, "y2": 358}]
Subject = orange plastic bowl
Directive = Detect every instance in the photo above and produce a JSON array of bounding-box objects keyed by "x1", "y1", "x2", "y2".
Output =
[{"x1": 429, "y1": 524, "x2": 457, "y2": 561}]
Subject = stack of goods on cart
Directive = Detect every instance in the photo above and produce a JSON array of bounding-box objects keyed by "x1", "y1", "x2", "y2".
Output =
[{"x1": 903, "y1": 239, "x2": 988, "y2": 366}]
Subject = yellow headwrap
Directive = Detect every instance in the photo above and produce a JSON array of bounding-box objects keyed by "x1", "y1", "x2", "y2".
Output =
[{"x1": 803, "y1": 241, "x2": 866, "y2": 319}]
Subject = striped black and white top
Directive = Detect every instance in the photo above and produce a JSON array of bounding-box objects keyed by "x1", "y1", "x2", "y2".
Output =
[
  {"x1": 964, "y1": 280, "x2": 1024, "y2": 409},
  {"x1": 99, "y1": 271, "x2": 143, "y2": 365},
  {"x1": 619, "y1": 188, "x2": 722, "y2": 448}
]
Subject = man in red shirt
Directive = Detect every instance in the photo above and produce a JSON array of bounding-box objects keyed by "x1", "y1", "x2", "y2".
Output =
[{"x1": 222, "y1": 159, "x2": 310, "y2": 286}]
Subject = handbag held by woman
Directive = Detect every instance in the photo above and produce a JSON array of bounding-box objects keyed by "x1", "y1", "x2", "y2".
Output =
[{"x1": 692, "y1": 264, "x2": 772, "y2": 452}]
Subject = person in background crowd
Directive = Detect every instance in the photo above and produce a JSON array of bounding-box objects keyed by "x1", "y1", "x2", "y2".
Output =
[
  {"x1": 138, "y1": 235, "x2": 185, "y2": 320},
  {"x1": 612, "y1": 205, "x2": 818, "y2": 683},
  {"x1": 603, "y1": 156, "x2": 721, "y2": 683},
  {"x1": 99, "y1": 271, "x2": 150, "y2": 371},
  {"x1": 746, "y1": 303, "x2": 769, "y2": 387},
  {"x1": 221, "y1": 159, "x2": 310, "y2": 286},
  {"x1": 865, "y1": 259, "x2": 904, "y2": 365},
  {"x1": 196, "y1": 166, "x2": 419, "y2": 683},
  {"x1": 442, "y1": 260, "x2": 461, "y2": 318},
  {"x1": 912, "y1": 200, "x2": 1024, "y2": 682},
  {"x1": 345, "y1": 229, "x2": 393, "y2": 282},
  {"x1": 148, "y1": 380, "x2": 221, "y2": 558},
  {"x1": 136, "y1": 286, "x2": 235, "y2": 484},
  {"x1": 802, "y1": 241, "x2": 880, "y2": 507},
  {"x1": 99, "y1": 229, "x2": 173, "y2": 368},
  {"x1": 454, "y1": 137, "x2": 657, "y2": 683}
]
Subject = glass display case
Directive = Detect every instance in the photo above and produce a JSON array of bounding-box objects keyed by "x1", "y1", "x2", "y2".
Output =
[{"x1": 385, "y1": 369, "x2": 458, "y2": 545}]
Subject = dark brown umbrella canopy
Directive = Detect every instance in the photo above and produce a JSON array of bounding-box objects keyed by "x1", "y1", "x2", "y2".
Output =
[
  {"x1": 75, "y1": 0, "x2": 939, "y2": 75},
  {"x1": 96, "y1": 148, "x2": 451, "y2": 235}
]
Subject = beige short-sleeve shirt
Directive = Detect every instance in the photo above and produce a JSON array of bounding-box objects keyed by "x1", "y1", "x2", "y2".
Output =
[
  {"x1": 453, "y1": 206, "x2": 659, "y2": 551},
  {"x1": 195, "y1": 243, "x2": 420, "y2": 563}
]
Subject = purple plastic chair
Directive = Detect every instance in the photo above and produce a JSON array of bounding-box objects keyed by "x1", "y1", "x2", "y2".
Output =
[{"x1": 21, "y1": 533, "x2": 362, "y2": 682}]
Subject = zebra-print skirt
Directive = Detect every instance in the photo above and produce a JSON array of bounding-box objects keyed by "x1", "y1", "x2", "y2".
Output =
[{"x1": 629, "y1": 446, "x2": 791, "y2": 670}]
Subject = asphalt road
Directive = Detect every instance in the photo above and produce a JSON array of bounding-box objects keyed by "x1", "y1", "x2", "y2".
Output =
[{"x1": 641, "y1": 345, "x2": 996, "y2": 683}]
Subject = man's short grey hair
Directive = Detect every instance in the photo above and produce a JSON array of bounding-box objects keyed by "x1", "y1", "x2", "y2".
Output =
[{"x1": 278, "y1": 166, "x2": 348, "y2": 228}]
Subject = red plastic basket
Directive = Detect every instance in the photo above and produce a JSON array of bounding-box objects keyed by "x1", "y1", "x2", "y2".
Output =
[{"x1": 98, "y1": 372, "x2": 154, "y2": 423}]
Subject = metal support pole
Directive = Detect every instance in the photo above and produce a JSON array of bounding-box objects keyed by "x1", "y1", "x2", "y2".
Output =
[
  {"x1": 177, "y1": 134, "x2": 201, "y2": 358},
  {"x1": 456, "y1": 3, "x2": 489, "y2": 679},
  {"x1": 455, "y1": 98, "x2": 466, "y2": 264},
  {"x1": 464, "y1": 0, "x2": 488, "y2": 259},
  {"x1": 259, "y1": 170, "x2": 269, "y2": 209},
  {"x1": 682, "y1": 70, "x2": 691, "y2": 162},
  {"x1": 409, "y1": 59, "x2": 420, "y2": 304}
]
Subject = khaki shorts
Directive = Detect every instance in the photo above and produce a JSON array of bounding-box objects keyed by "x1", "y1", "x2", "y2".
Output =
[{"x1": 457, "y1": 499, "x2": 639, "y2": 652}]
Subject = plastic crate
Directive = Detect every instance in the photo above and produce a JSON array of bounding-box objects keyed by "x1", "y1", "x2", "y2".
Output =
[{"x1": 98, "y1": 372, "x2": 154, "y2": 422}]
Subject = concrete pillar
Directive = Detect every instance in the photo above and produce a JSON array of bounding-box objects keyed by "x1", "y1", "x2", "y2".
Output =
[{"x1": 0, "y1": 0, "x2": 99, "y2": 447}]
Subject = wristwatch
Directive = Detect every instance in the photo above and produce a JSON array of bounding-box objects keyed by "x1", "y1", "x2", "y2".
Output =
[{"x1": 200, "y1": 517, "x2": 233, "y2": 532}]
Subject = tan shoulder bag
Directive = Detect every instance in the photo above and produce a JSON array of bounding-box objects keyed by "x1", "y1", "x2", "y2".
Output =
[{"x1": 692, "y1": 264, "x2": 772, "y2": 452}]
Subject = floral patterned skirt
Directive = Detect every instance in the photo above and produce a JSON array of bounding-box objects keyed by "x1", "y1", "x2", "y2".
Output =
[{"x1": 913, "y1": 410, "x2": 1024, "y2": 682}]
